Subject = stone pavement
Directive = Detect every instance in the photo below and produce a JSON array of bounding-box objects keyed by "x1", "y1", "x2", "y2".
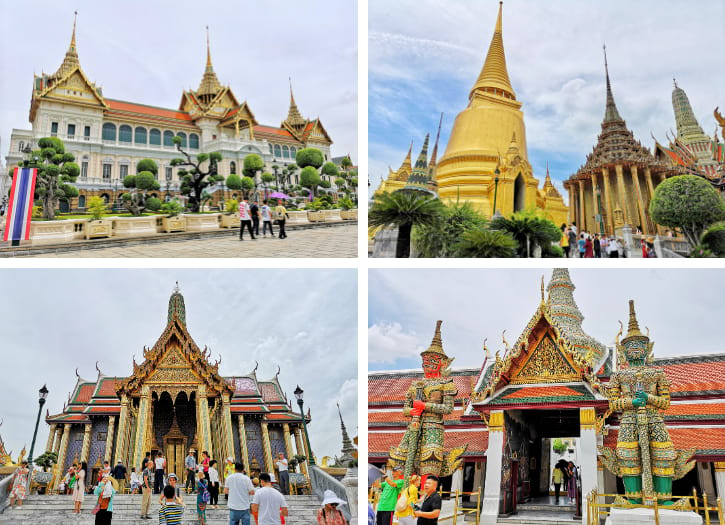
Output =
[{"x1": 12, "y1": 224, "x2": 357, "y2": 258}]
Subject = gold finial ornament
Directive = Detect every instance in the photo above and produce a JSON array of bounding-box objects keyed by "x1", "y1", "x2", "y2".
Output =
[
  {"x1": 471, "y1": 1, "x2": 515, "y2": 100},
  {"x1": 421, "y1": 320, "x2": 445, "y2": 357},
  {"x1": 624, "y1": 299, "x2": 645, "y2": 340},
  {"x1": 197, "y1": 26, "x2": 221, "y2": 99}
]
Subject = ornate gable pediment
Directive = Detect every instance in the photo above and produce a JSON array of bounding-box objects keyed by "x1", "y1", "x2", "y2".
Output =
[
  {"x1": 509, "y1": 333, "x2": 580, "y2": 385},
  {"x1": 38, "y1": 67, "x2": 106, "y2": 108}
]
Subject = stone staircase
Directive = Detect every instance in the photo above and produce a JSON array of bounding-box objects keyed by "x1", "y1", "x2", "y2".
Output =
[
  {"x1": 0, "y1": 493, "x2": 321, "y2": 524},
  {"x1": 496, "y1": 500, "x2": 578, "y2": 524}
]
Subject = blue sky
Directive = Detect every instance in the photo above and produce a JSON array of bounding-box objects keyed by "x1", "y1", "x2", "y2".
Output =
[
  {"x1": 369, "y1": 268, "x2": 724, "y2": 371},
  {"x1": 368, "y1": 0, "x2": 725, "y2": 200},
  {"x1": 0, "y1": 269, "x2": 357, "y2": 463}
]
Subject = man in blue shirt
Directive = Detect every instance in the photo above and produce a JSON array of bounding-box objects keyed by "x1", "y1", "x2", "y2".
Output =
[{"x1": 185, "y1": 451, "x2": 197, "y2": 494}]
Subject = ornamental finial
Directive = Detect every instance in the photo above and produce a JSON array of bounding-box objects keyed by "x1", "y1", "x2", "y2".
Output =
[{"x1": 625, "y1": 299, "x2": 644, "y2": 339}]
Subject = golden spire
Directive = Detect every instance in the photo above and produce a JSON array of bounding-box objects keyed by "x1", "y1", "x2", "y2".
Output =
[
  {"x1": 52, "y1": 11, "x2": 81, "y2": 80},
  {"x1": 197, "y1": 26, "x2": 221, "y2": 98},
  {"x1": 471, "y1": 2, "x2": 516, "y2": 100},
  {"x1": 400, "y1": 140, "x2": 413, "y2": 171},
  {"x1": 285, "y1": 77, "x2": 306, "y2": 127},
  {"x1": 429, "y1": 113, "x2": 444, "y2": 168},
  {"x1": 421, "y1": 320, "x2": 448, "y2": 357},
  {"x1": 624, "y1": 299, "x2": 645, "y2": 339}
]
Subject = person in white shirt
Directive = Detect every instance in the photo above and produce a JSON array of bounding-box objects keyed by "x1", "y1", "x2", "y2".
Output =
[
  {"x1": 252, "y1": 473, "x2": 288, "y2": 525},
  {"x1": 261, "y1": 200, "x2": 274, "y2": 237},
  {"x1": 239, "y1": 198, "x2": 256, "y2": 240},
  {"x1": 154, "y1": 453, "x2": 166, "y2": 494},
  {"x1": 224, "y1": 462, "x2": 255, "y2": 525},
  {"x1": 130, "y1": 468, "x2": 141, "y2": 494},
  {"x1": 208, "y1": 460, "x2": 221, "y2": 509},
  {"x1": 274, "y1": 453, "x2": 289, "y2": 495}
]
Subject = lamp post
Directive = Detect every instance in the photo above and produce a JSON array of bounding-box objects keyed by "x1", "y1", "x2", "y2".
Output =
[
  {"x1": 293, "y1": 385, "x2": 315, "y2": 466},
  {"x1": 27, "y1": 384, "x2": 49, "y2": 468},
  {"x1": 492, "y1": 166, "x2": 501, "y2": 215}
]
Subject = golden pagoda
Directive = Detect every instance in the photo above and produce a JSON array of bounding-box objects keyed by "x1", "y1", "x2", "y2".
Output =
[{"x1": 434, "y1": 2, "x2": 567, "y2": 225}]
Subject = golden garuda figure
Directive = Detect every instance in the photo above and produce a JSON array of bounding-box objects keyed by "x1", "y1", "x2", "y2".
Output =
[
  {"x1": 599, "y1": 300, "x2": 694, "y2": 504},
  {"x1": 388, "y1": 320, "x2": 466, "y2": 482}
]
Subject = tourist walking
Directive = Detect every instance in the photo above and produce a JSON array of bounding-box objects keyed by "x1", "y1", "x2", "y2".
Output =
[
  {"x1": 275, "y1": 453, "x2": 289, "y2": 495},
  {"x1": 196, "y1": 471, "x2": 210, "y2": 525},
  {"x1": 239, "y1": 198, "x2": 256, "y2": 240},
  {"x1": 155, "y1": 452, "x2": 166, "y2": 494},
  {"x1": 261, "y1": 200, "x2": 274, "y2": 237},
  {"x1": 159, "y1": 473, "x2": 183, "y2": 505},
  {"x1": 200, "y1": 451, "x2": 211, "y2": 481},
  {"x1": 252, "y1": 472, "x2": 289, "y2": 525},
  {"x1": 159, "y1": 484, "x2": 185, "y2": 525},
  {"x1": 251, "y1": 200, "x2": 261, "y2": 236},
  {"x1": 7, "y1": 460, "x2": 29, "y2": 510},
  {"x1": 130, "y1": 468, "x2": 141, "y2": 494},
  {"x1": 552, "y1": 464, "x2": 563, "y2": 503},
  {"x1": 566, "y1": 462, "x2": 577, "y2": 504},
  {"x1": 593, "y1": 234, "x2": 601, "y2": 258},
  {"x1": 224, "y1": 462, "x2": 255, "y2": 525},
  {"x1": 413, "y1": 475, "x2": 442, "y2": 525},
  {"x1": 223, "y1": 457, "x2": 235, "y2": 499},
  {"x1": 275, "y1": 199, "x2": 288, "y2": 239},
  {"x1": 375, "y1": 470, "x2": 404, "y2": 525},
  {"x1": 560, "y1": 225, "x2": 570, "y2": 258},
  {"x1": 395, "y1": 474, "x2": 419, "y2": 525},
  {"x1": 73, "y1": 461, "x2": 87, "y2": 514},
  {"x1": 185, "y1": 450, "x2": 197, "y2": 493},
  {"x1": 317, "y1": 489, "x2": 348, "y2": 525},
  {"x1": 567, "y1": 227, "x2": 576, "y2": 257},
  {"x1": 111, "y1": 460, "x2": 127, "y2": 493},
  {"x1": 140, "y1": 459, "x2": 153, "y2": 519},
  {"x1": 584, "y1": 235, "x2": 593, "y2": 258},
  {"x1": 142, "y1": 452, "x2": 152, "y2": 474},
  {"x1": 93, "y1": 474, "x2": 116, "y2": 525},
  {"x1": 577, "y1": 233, "x2": 586, "y2": 258},
  {"x1": 208, "y1": 460, "x2": 220, "y2": 508}
]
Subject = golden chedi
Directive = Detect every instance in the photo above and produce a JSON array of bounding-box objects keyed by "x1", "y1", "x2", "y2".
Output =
[{"x1": 435, "y1": 2, "x2": 567, "y2": 225}]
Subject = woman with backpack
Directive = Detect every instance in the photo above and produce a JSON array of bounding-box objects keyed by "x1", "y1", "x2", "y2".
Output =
[
  {"x1": 395, "y1": 474, "x2": 420, "y2": 525},
  {"x1": 196, "y1": 470, "x2": 209, "y2": 524}
]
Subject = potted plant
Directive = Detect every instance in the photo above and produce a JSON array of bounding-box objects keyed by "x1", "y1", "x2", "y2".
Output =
[
  {"x1": 159, "y1": 199, "x2": 186, "y2": 232},
  {"x1": 220, "y1": 198, "x2": 240, "y2": 228},
  {"x1": 85, "y1": 196, "x2": 113, "y2": 239},
  {"x1": 306, "y1": 199, "x2": 325, "y2": 222},
  {"x1": 339, "y1": 197, "x2": 356, "y2": 220}
]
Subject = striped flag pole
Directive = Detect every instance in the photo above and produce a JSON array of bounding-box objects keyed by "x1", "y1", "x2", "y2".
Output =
[{"x1": 3, "y1": 167, "x2": 38, "y2": 246}]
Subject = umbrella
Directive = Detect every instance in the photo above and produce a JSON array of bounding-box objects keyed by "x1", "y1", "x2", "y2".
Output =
[
  {"x1": 269, "y1": 192, "x2": 290, "y2": 199},
  {"x1": 368, "y1": 464, "x2": 385, "y2": 487}
]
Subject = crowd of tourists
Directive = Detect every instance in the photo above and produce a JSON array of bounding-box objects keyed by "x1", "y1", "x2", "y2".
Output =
[
  {"x1": 559, "y1": 223, "x2": 658, "y2": 258},
  {"x1": 369, "y1": 468, "x2": 442, "y2": 525},
  {"x1": 238, "y1": 198, "x2": 290, "y2": 240}
]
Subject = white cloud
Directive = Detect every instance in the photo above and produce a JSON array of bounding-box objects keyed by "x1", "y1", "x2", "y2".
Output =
[{"x1": 368, "y1": 322, "x2": 424, "y2": 363}]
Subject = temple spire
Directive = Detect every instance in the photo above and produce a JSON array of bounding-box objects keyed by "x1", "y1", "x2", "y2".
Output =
[
  {"x1": 206, "y1": 25, "x2": 212, "y2": 69},
  {"x1": 337, "y1": 403, "x2": 356, "y2": 466},
  {"x1": 602, "y1": 44, "x2": 623, "y2": 123},
  {"x1": 671, "y1": 80, "x2": 707, "y2": 145},
  {"x1": 471, "y1": 2, "x2": 515, "y2": 100},
  {"x1": 197, "y1": 26, "x2": 221, "y2": 98},
  {"x1": 429, "y1": 113, "x2": 443, "y2": 168},
  {"x1": 285, "y1": 77, "x2": 306, "y2": 127},
  {"x1": 400, "y1": 140, "x2": 413, "y2": 172},
  {"x1": 414, "y1": 134, "x2": 430, "y2": 169},
  {"x1": 168, "y1": 283, "x2": 187, "y2": 326},
  {"x1": 52, "y1": 11, "x2": 81, "y2": 79},
  {"x1": 423, "y1": 320, "x2": 446, "y2": 356},
  {"x1": 625, "y1": 299, "x2": 644, "y2": 339}
]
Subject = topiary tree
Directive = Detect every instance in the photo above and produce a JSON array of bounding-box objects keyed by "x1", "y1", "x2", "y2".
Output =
[
  {"x1": 261, "y1": 173, "x2": 275, "y2": 196},
  {"x1": 284, "y1": 163, "x2": 298, "y2": 190},
  {"x1": 295, "y1": 148, "x2": 324, "y2": 170},
  {"x1": 700, "y1": 222, "x2": 725, "y2": 256},
  {"x1": 321, "y1": 161, "x2": 339, "y2": 179},
  {"x1": 19, "y1": 136, "x2": 79, "y2": 220},
  {"x1": 243, "y1": 154, "x2": 264, "y2": 178},
  {"x1": 171, "y1": 136, "x2": 223, "y2": 212},
  {"x1": 121, "y1": 160, "x2": 161, "y2": 216},
  {"x1": 649, "y1": 175, "x2": 725, "y2": 248},
  {"x1": 34, "y1": 451, "x2": 58, "y2": 472},
  {"x1": 340, "y1": 156, "x2": 352, "y2": 171},
  {"x1": 300, "y1": 166, "x2": 321, "y2": 197}
]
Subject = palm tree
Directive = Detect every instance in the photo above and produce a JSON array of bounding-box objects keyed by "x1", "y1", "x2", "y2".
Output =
[
  {"x1": 490, "y1": 211, "x2": 560, "y2": 257},
  {"x1": 454, "y1": 229, "x2": 518, "y2": 258},
  {"x1": 369, "y1": 191, "x2": 443, "y2": 257}
]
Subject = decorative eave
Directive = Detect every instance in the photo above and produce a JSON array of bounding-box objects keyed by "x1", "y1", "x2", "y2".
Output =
[
  {"x1": 302, "y1": 118, "x2": 333, "y2": 145},
  {"x1": 30, "y1": 65, "x2": 108, "y2": 122}
]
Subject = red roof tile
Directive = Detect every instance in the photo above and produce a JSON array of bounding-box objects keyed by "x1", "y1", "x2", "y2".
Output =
[
  {"x1": 266, "y1": 413, "x2": 299, "y2": 421},
  {"x1": 369, "y1": 430, "x2": 488, "y2": 456},
  {"x1": 86, "y1": 406, "x2": 120, "y2": 414},
  {"x1": 254, "y1": 125, "x2": 294, "y2": 138},
  {"x1": 368, "y1": 409, "x2": 467, "y2": 425},
  {"x1": 369, "y1": 372, "x2": 478, "y2": 404},
  {"x1": 231, "y1": 406, "x2": 267, "y2": 413},
  {"x1": 106, "y1": 99, "x2": 192, "y2": 122},
  {"x1": 665, "y1": 402, "x2": 725, "y2": 418},
  {"x1": 662, "y1": 360, "x2": 725, "y2": 394},
  {"x1": 502, "y1": 385, "x2": 585, "y2": 399},
  {"x1": 96, "y1": 378, "x2": 122, "y2": 397},
  {"x1": 74, "y1": 384, "x2": 96, "y2": 404}
]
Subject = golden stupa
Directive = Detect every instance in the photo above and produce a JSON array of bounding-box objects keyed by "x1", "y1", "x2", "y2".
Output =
[{"x1": 435, "y1": 2, "x2": 567, "y2": 224}]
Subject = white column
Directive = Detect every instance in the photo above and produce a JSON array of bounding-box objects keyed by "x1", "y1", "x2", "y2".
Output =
[
  {"x1": 714, "y1": 463, "x2": 725, "y2": 508},
  {"x1": 579, "y1": 407, "x2": 598, "y2": 525},
  {"x1": 481, "y1": 410, "x2": 504, "y2": 525},
  {"x1": 451, "y1": 467, "x2": 464, "y2": 494}
]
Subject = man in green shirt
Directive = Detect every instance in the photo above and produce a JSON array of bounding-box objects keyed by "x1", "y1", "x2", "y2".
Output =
[{"x1": 376, "y1": 471, "x2": 404, "y2": 525}]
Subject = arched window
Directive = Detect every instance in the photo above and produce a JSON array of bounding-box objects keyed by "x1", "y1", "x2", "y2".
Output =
[
  {"x1": 134, "y1": 127, "x2": 147, "y2": 144},
  {"x1": 163, "y1": 130, "x2": 174, "y2": 147},
  {"x1": 274, "y1": 144, "x2": 282, "y2": 157},
  {"x1": 513, "y1": 173, "x2": 526, "y2": 213},
  {"x1": 282, "y1": 145, "x2": 290, "y2": 158},
  {"x1": 150, "y1": 129, "x2": 161, "y2": 145},
  {"x1": 119, "y1": 125, "x2": 132, "y2": 143},
  {"x1": 230, "y1": 161, "x2": 237, "y2": 174},
  {"x1": 102, "y1": 123, "x2": 116, "y2": 141},
  {"x1": 78, "y1": 195, "x2": 86, "y2": 208},
  {"x1": 269, "y1": 143, "x2": 273, "y2": 155},
  {"x1": 290, "y1": 146, "x2": 297, "y2": 158},
  {"x1": 176, "y1": 132, "x2": 187, "y2": 148},
  {"x1": 189, "y1": 133, "x2": 199, "y2": 149}
]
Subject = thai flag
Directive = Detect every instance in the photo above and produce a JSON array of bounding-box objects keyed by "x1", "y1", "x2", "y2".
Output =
[{"x1": 3, "y1": 167, "x2": 37, "y2": 242}]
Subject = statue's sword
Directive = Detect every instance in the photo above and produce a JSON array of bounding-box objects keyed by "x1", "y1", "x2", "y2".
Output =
[
  {"x1": 403, "y1": 384, "x2": 425, "y2": 485},
  {"x1": 636, "y1": 378, "x2": 655, "y2": 504}
]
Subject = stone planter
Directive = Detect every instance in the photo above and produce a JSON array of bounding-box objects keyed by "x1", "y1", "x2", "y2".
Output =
[
  {"x1": 322, "y1": 209, "x2": 342, "y2": 221},
  {"x1": 29, "y1": 219, "x2": 79, "y2": 245},
  {"x1": 112, "y1": 216, "x2": 157, "y2": 237},
  {"x1": 219, "y1": 213, "x2": 240, "y2": 228},
  {"x1": 183, "y1": 213, "x2": 221, "y2": 232},
  {"x1": 286, "y1": 211, "x2": 309, "y2": 225},
  {"x1": 158, "y1": 215, "x2": 186, "y2": 233},
  {"x1": 340, "y1": 209, "x2": 357, "y2": 220},
  {"x1": 85, "y1": 219, "x2": 113, "y2": 239},
  {"x1": 307, "y1": 211, "x2": 325, "y2": 222}
]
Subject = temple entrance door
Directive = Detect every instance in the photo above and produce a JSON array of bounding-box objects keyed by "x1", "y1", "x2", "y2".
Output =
[
  {"x1": 513, "y1": 174, "x2": 526, "y2": 212},
  {"x1": 165, "y1": 438, "x2": 186, "y2": 479}
]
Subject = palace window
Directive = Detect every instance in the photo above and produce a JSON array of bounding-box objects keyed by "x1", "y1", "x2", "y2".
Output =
[
  {"x1": 81, "y1": 158, "x2": 88, "y2": 179},
  {"x1": 150, "y1": 129, "x2": 161, "y2": 146},
  {"x1": 163, "y1": 130, "x2": 174, "y2": 147},
  {"x1": 189, "y1": 133, "x2": 199, "y2": 149},
  {"x1": 51, "y1": 122, "x2": 58, "y2": 136},
  {"x1": 282, "y1": 145, "x2": 290, "y2": 158},
  {"x1": 166, "y1": 167, "x2": 172, "y2": 181},
  {"x1": 269, "y1": 430, "x2": 281, "y2": 440},
  {"x1": 135, "y1": 127, "x2": 147, "y2": 144},
  {"x1": 102, "y1": 123, "x2": 116, "y2": 141},
  {"x1": 274, "y1": 144, "x2": 281, "y2": 157},
  {"x1": 119, "y1": 125, "x2": 132, "y2": 143},
  {"x1": 96, "y1": 432, "x2": 107, "y2": 441},
  {"x1": 120, "y1": 164, "x2": 129, "y2": 180},
  {"x1": 176, "y1": 132, "x2": 187, "y2": 148},
  {"x1": 246, "y1": 430, "x2": 258, "y2": 440},
  {"x1": 78, "y1": 195, "x2": 86, "y2": 208},
  {"x1": 269, "y1": 144, "x2": 273, "y2": 155},
  {"x1": 67, "y1": 124, "x2": 75, "y2": 140},
  {"x1": 84, "y1": 126, "x2": 91, "y2": 140},
  {"x1": 102, "y1": 163, "x2": 112, "y2": 180},
  {"x1": 290, "y1": 146, "x2": 297, "y2": 158},
  {"x1": 230, "y1": 161, "x2": 237, "y2": 175}
]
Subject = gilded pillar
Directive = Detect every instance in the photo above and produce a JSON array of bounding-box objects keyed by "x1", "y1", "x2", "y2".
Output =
[
  {"x1": 578, "y1": 180, "x2": 586, "y2": 232},
  {"x1": 644, "y1": 168, "x2": 664, "y2": 235},
  {"x1": 237, "y1": 415, "x2": 249, "y2": 467},
  {"x1": 615, "y1": 164, "x2": 629, "y2": 226},
  {"x1": 601, "y1": 168, "x2": 615, "y2": 234},
  {"x1": 80, "y1": 423, "x2": 92, "y2": 463},
  {"x1": 567, "y1": 183, "x2": 576, "y2": 225},
  {"x1": 104, "y1": 416, "x2": 116, "y2": 463},
  {"x1": 222, "y1": 393, "x2": 234, "y2": 463},
  {"x1": 114, "y1": 395, "x2": 130, "y2": 466},
  {"x1": 630, "y1": 165, "x2": 648, "y2": 233},
  {"x1": 260, "y1": 421, "x2": 274, "y2": 474},
  {"x1": 282, "y1": 423, "x2": 294, "y2": 463},
  {"x1": 197, "y1": 385, "x2": 213, "y2": 457},
  {"x1": 46, "y1": 423, "x2": 57, "y2": 453},
  {"x1": 53, "y1": 424, "x2": 72, "y2": 490},
  {"x1": 590, "y1": 173, "x2": 601, "y2": 234},
  {"x1": 132, "y1": 387, "x2": 152, "y2": 471},
  {"x1": 53, "y1": 426, "x2": 62, "y2": 455},
  {"x1": 294, "y1": 427, "x2": 308, "y2": 476}
]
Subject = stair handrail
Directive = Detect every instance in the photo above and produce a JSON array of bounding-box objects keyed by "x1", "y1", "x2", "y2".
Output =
[
  {"x1": 309, "y1": 464, "x2": 352, "y2": 521},
  {"x1": 0, "y1": 474, "x2": 13, "y2": 513}
]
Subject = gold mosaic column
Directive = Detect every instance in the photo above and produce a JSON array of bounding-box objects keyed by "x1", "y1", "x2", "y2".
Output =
[
  {"x1": 294, "y1": 427, "x2": 308, "y2": 476},
  {"x1": 52, "y1": 426, "x2": 63, "y2": 455},
  {"x1": 644, "y1": 168, "x2": 664, "y2": 235},
  {"x1": 237, "y1": 415, "x2": 249, "y2": 467},
  {"x1": 53, "y1": 424, "x2": 72, "y2": 489},
  {"x1": 578, "y1": 180, "x2": 587, "y2": 232},
  {"x1": 114, "y1": 395, "x2": 130, "y2": 465},
  {"x1": 80, "y1": 423, "x2": 92, "y2": 463},
  {"x1": 46, "y1": 423, "x2": 57, "y2": 453},
  {"x1": 104, "y1": 416, "x2": 116, "y2": 463},
  {"x1": 630, "y1": 166, "x2": 648, "y2": 233},
  {"x1": 282, "y1": 423, "x2": 294, "y2": 462},
  {"x1": 197, "y1": 385, "x2": 213, "y2": 456},
  {"x1": 260, "y1": 422, "x2": 274, "y2": 474},
  {"x1": 601, "y1": 168, "x2": 615, "y2": 234},
  {"x1": 615, "y1": 164, "x2": 630, "y2": 225},
  {"x1": 222, "y1": 394, "x2": 234, "y2": 463},
  {"x1": 568, "y1": 183, "x2": 576, "y2": 224},
  {"x1": 591, "y1": 173, "x2": 601, "y2": 234},
  {"x1": 132, "y1": 387, "x2": 152, "y2": 471}
]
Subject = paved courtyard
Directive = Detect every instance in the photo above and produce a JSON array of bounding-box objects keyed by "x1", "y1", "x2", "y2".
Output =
[{"x1": 12, "y1": 224, "x2": 357, "y2": 258}]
